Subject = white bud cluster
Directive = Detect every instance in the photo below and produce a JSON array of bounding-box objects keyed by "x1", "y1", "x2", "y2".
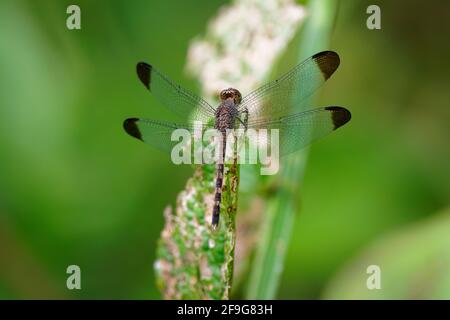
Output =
[{"x1": 186, "y1": 0, "x2": 306, "y2": 100}]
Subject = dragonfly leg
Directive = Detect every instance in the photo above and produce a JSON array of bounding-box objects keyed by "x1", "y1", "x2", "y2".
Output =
[{"x1": 237, "y1": 108, "x2": 249, "y2": 129}]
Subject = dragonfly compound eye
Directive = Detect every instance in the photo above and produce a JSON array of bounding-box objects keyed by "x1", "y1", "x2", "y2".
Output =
[{"x1": 219, "y1": 88, "x2": 242, "y2": 104}]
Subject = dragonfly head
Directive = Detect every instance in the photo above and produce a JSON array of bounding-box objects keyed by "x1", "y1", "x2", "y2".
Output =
[{"x1": 219, "y1": 88, "x2": 242, "y2": 105}]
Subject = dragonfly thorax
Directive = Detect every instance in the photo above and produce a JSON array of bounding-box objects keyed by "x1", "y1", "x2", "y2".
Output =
[
  {"x1": 219, "y1": 88, "x2": 242, "y2": 105},
  {"x1": 215, "y1": 99, "x2": 239, "y2": 131}
]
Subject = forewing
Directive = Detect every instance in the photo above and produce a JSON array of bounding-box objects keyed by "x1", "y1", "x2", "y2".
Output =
[
  {"x1": 246, "y1": 106, "x2": 351, "y2": 156},
  {"x1": 136, "y1": 62, "x2": 216, "y2": 123},
  {"x1": 239, "y1": 51, "x2": 340, "y2": 120}
]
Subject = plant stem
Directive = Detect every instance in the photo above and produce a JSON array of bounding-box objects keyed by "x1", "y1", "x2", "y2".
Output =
[{"x1": 155, "y1": 163, "x2": 239, "y2": 299}]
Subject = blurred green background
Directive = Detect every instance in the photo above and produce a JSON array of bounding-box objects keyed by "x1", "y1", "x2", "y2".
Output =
[{"x1": 0, "y1": 0, "x2": 449, "y2": 299}]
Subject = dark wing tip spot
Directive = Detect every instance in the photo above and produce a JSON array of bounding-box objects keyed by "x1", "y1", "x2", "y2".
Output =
[
  {"x1": 312, "y1": 51, "x2": 340, "y2": 80},
  {"x1": 325, "y1": 106, "x2": 351, "y2": 129},
  {"x1": 123, "y1": 118, "x2": 143, "y2": 140},
  {"x1": 136, "y1": 62, "x2": 152, "y2": 90},
  {"x1": 312, "y1": 50, "x2": 339, "y2": 59}
]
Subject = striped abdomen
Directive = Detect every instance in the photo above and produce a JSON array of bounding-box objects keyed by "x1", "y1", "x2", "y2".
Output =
[
  {"x1": 212, "y1": 97, "x2": 239, "y2": 229},
  {"x1": 211, "y1": 132, "x2": 227, "y2": 230}
]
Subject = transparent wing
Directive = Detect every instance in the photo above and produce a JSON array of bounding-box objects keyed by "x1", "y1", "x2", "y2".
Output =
[
  {"x1": 239, "y1": 51, "x2": 340, "y2": 121},
  {"x1": 123, "y1": 118, "x2": 222, "y2": 164},
  {"x1": 136, "y1": 62, "x2": 216, "y2": 123},
  {"x1": 246, "y1": 106, "x2": 351, "y2": 156}
]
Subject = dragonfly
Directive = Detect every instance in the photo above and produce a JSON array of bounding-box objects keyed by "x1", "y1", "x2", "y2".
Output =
[{"x1": 123, "y1": 51, "x2": 351, "y2": 230}]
